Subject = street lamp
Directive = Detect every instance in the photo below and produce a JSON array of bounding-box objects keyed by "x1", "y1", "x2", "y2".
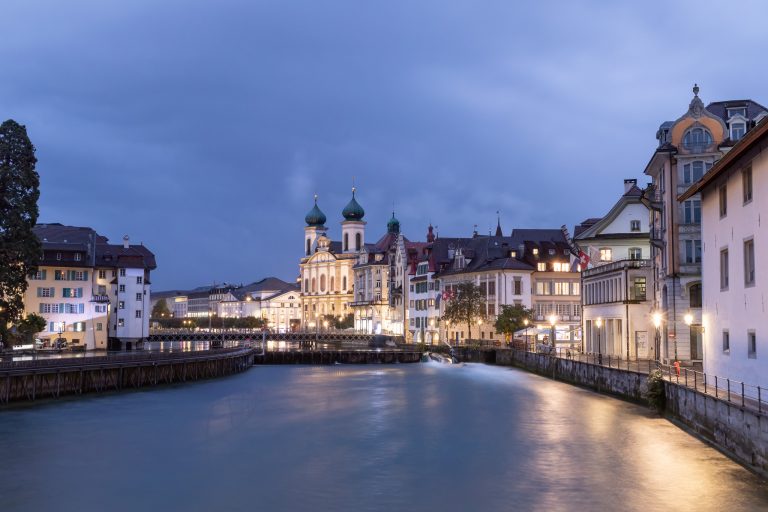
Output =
[
  {"x1": 523, "y1": 318, "x2": 530, "y2": 351},
  {"x1": 652, "y1": 311, "x2": 662, "y2": 362},
  {"x1": 548, "y1": 314, "x2": 557, "y2": 353},
  {"x1": 683, "y1": 311, "x2": 693, "y2": 364},
  {"x1": 595, "y1": 317, "x2": 603, "y2": 365}
]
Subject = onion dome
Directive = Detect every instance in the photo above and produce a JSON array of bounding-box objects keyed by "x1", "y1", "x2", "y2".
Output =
[
  {"x1": 387, "y1": 211, "x2": 400, "y2": 234},
  {"x1": 342, "y1": 187, "x2": 365, "y2": 221},
  {"x1": 305, "y1": 195, "x2": 327, "y2": 227}
]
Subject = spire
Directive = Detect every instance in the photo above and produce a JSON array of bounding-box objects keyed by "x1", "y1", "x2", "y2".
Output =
[
  {"x1": 426, "y1": 223, "x2": 435, "y2": 243},
  {"x1": 495, "y1": 211, "x2": 503, "y2": 237},
  {"x1": 693, "y1": 83, "x2": 699, "y2": 96},
  {"x1": 342, "y1": 185, "x2": 365, "y2": 221},
  {"x1": 387, "y1": 211, "x2": 400, "y2": 234},
  {"x1": 305, "y1": 194, "x2": 327, "y2": 227}
]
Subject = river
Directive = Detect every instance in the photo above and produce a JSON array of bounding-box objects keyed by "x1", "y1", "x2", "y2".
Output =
[{"x1": 0, "y1": 363, "x2": 766, "y2": 511}]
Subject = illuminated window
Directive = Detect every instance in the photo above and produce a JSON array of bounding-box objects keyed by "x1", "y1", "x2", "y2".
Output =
[
  {"x1": 537, "y1": 263, "x2": 546, "y2": 271},
  {"x1": 599, "y1": 248, "x2": 612, "y2": 262}
]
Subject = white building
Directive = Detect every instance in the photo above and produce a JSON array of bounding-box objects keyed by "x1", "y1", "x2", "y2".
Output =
[
  {"x1": 680, "y1": 118, "x2": 768, "y2": 387},
  {"x1": 25, "y1": 224, "x2": 156, "y2": 350},
  {"x1": 576, "y1": 179, "x2": 655, "y2": 359}
]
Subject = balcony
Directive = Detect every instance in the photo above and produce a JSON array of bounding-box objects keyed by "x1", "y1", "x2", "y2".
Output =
[
  {"x1": 90, "y1": 295, "x2": 110, "y2": 303},
  {"x1": 582, "y1": 259, "x2": 651, "y2": 278}
]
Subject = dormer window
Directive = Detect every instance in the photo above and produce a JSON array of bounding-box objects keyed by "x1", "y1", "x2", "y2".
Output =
[
  {"x1": 74, "y1": 253, "x2": 82, "y2": 261},
  {"x1": 727, "y1": 107, "x2": 747, "y2": 118},
  {"x1": 683, "y1": 127, "x2": 713, "y2": 152},
  {"x1": 731, "y1": 122, "x2": 746, "y2": 141},
  {"x1": 532, "y1": 248, "x2": 539, "y2": 256},
  {"x1": 537, "y1": 263, "x2": 547, "y2": 271},
  {"x1": 56, "y1": 252, "x2": 61, "y2": 260},
  {"x1": 548, "y1": 249, "x2": 555, "y2": 256},
  {"x1": 510, "y1": 250, "x2": 516, "y2": 258},
  {"x1": 630, "y1": 220, "x2": 641, "y2": 232}
]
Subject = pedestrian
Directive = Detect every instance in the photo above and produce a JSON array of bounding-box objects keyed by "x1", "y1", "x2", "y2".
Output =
[{"x1": 674, "y1": 360, "x2": 681, "y2": 377}]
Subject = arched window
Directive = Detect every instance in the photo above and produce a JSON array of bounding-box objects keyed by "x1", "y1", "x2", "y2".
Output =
[
  {"x1": 683, "y1": 127, "x2": 713, "y2": 151},
  {"x1": 344, "y1": 233, "x2": 349, "y2": 251},
  {"x1": 343, "y1": 276, "x2": 347, "y2": 290},
  {"x1": 355, "y1": 233, "x2": 361, "y2": 251},
  {"x1": 306, "y1": 239, "x2": 311, "y2": 256},
  {"x1": 311, "y1": 277, "x2": 316, "y2": 292},
  {"x1": 304, "y1": 278, "x2": 309, "y2": 293},
  {"x1": 330, "y1": 276, "x2": 335, "y2": 292},
  {"x1": 690, "y1": 283, "x2": 702, "y2": 308},
  {"x1": 320, "y1": 274, "x2": 326, "y2": 292}
]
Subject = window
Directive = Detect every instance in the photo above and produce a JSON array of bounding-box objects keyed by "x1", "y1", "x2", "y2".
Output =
[
  {"x1": 119, "y1": 284, "x2": 125, "y2": 292},
  {"x1": 532, "y1": 248, "x2": 539, "y2": 256},
  {"x1": 514, "y1": 278, "x2": 522, "y2": 295},
  {"x1": 96, "y1": 323, "x2": 103, "y2": 332},
  {"x1": 343, "y1": 276, "x2": 347, "y2": 290},
  {"x1": 683, "y1": 161, "x2": 711, "y2": 184},
  {"x1": 684, "y1": 240, "x2": 701, "y2": 264},
  {"x1": 548, "y1": 248, "x2": 555, "y2": 256},
  {"x1": 30, "y1": 270, "x2": 46, "y2": 280},
  {"x1": 136, "y1": 293, "x2": 143, "y2": 301},
  {"x1": 684, "y1": 199, "x2": 701, "y2": 224},
  {"x1": 355, "y1": 233, "x2": 361, "y2": 251},
  {"x1": 537, "y1": 263, "x2": 547, "y2": 271},
  {"x1": 631, "y1": 277, "x2": 646, "y2": 301},
  {"x1": 748, "y1": 331, "x2": 757, "y2": 359},
  {"x1": 629, "y1": 248, "x2": 642, "y2": 260},
  {"x1": 683, "y1": 127, "x2": 713, "y2": 151},
  {"x1": 743, "y1": 165, "x2": 753, "y2": 204},
  {"x1": 554, "y1": 282, "x2": 568, "y2": 295},
  {"x1": 744, "y1": 238, "x2": 755, "y2": 286},
  {"x1": 118, "y1": 318, "x2": 125, "y2": 327},
  {"x1": 56, "y1": 252, "x2": 61, "y2": 260},
  {"x1": 320, "y1": 274, "x2": 326, "y2": 292},
  {"x1": 98, "y1": 270, "x2": 106, "y2": 279},
  {"x1": 690, "y1": 283, "x2": 702, "y2": 308},
  {"x1": 599, "y1": 248, "x2": 612, "y2": 262},
  {"x1": 731, "y1": 122, "x2": 746, "y2": 141},
  {"x1": 728, "y1": 107, "x2": 747, "y2": 118},
  {"x1": 572, "y1": 282, "x2": 580, "y2": 295},
  {"x1": 720, "y1": 248, "x2": 729, "y2": 290},
  {"x1": 343, "y1": 233, "x2": 349, "y2": 252},
  {"x1": 135, "y1": 310, "x2": 142, "y2": 319},
  {"x1": 74, "y1": 253, "x2": 82, "y2": 261},
  {"x1": 306, "y1": 238, "x2": 311, "y2": 256},
  {"x1": 535, "y1": 281, "x2": 551, "y2": 295},
  {"x1": 37, "y1": 287, "x2": 54, "y2": 298},
  {"x1": 119, "y1": 269, "x2": 126, "y2": 277},
  {"x1": 118, "y1": 301, "x2": 125, "y2": 310},
  {"x1": 630, "y1": 220, "x2": 641, "y2": 232},
  {"x1": 304, "y1": 279, "x2": 309, "y2": 293},
  {"x1": 553, "y1": 262, "x2": 569, "y2": 272},
  {"x1": 719, "y1": 185, "x2": 727, "y2": 218},
  {"x1": 137, "y1": 276, "x2": 143, "y2": 284}
]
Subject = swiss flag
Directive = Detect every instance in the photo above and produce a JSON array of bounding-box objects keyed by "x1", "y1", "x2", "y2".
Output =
[{"x1": 578, "y1": 250, "x2": 590, "y2": 270}]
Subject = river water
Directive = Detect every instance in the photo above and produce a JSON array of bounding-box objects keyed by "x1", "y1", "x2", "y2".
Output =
[{"x1": 0, "y1": 363, "x2": 766, "y2": 511}]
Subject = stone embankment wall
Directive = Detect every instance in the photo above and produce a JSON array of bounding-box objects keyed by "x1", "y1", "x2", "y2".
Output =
[{"x1": 484, "y1": 348, "x2": 768, "y2": 477}]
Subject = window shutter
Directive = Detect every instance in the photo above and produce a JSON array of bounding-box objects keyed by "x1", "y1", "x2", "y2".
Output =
[
  {"x1": 50, "y1": 287, "x2": 55, "y2": 297},
  {"x1": 37, "y1": 287, "x2": 42, "y2": 297},
  {"x1": 83, "y1": 271, "x2": 88, "y2": 281},
  {"x1": 79, "y1": 304, "x2": 84, "y2": 314},
  {"x1": 39, "y1": 303, "x2": 45, "y2": 313}
]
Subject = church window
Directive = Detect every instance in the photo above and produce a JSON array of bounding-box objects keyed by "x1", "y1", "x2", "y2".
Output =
[
  {"x1": 320, "y1": 274, "x2": 326, "y2": 292},
  {"x1": 344, "y1": 233, "x2": 349, "y2": 251},
  {"x1": 355, "y1": 233, "x2": 361, "y2": 251},
  {"x1": 306, "y1": 239, "x2": 311, "y2": 256},
  {"x1": 311, "y1": 277, "x2": 316, "y2": 293}
]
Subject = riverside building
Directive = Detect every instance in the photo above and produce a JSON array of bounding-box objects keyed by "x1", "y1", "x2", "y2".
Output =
[
  {"x1": 24, "y1": 224, "x2": 156, "y2": 350},
  {"x1": 679, "y1": 117, "x2": 768, "y2": 388},
  {"x1": 643, "y1": 85, "x2": 767, "y2": 364}
]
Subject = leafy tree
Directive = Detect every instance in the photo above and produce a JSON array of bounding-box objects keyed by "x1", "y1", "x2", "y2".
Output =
[
  {"x1": 442, "y1": 282, "x2": 486, "y2": 339},
  {"x1": 322, "y1": 313, "x2": 353, "y2": 330},
  {"x1": 0, "y1": 120, "x2": 40, "y2": 347},
  {"x1": 151, "y1": 299, "x2": 171, "y2": 319},
  {"x1": 14, "y1": 313, "x2": 46, "y2": 345},
  {"x1": 494, "y1": 304, "x2": 533, "y2": 340}
]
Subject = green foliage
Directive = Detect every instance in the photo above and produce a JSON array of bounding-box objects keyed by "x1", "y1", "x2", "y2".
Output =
[
  {"x1": 8, "y1": 313, "x2": 47, "y2": 346},
  {"x1": 322, "y1": 313, "x2": 353, "y2": 330},
  {"x1": 151, "y1": 299, "x2": 171, "y2": 318},
  {"x1": 415, "y1": 341, "x2": 426, "y2": 353},
  {"x1": 442, "y1": 282, "x2": 486, "y2": 339},
  {"x1": 155, "y1": 316, "x2": 267, "y2": 330},
  {"x1": 494, "y1": 304, "x2": 533, "y2": 338},
  {"x1": 644, "y1": 369, "x2": 666, "y2": 413},
  {"x1": 0, "y1": 120, "x2": 41, "y2": 345}
]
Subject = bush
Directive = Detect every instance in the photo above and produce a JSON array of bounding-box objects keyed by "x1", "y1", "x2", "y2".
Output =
[{"x1": 645, "y1": 369, "x2": 666, "y2": 413}]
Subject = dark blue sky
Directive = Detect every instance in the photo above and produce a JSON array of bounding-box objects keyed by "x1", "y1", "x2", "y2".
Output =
[{"x1": 2, "y1": 1, "x2": 767, "y2": 289}]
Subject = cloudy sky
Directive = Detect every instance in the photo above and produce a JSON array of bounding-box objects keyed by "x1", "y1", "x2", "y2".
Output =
[{"x1": 2, "y1": 0, "x2": 767, "y2": 289}]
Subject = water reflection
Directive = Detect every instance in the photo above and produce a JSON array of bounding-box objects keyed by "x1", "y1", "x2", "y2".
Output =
[{"x1": 0, "y1": 364, "x2": 766, "y2": 512}]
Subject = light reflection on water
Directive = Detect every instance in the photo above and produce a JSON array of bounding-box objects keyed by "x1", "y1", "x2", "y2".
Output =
[{"x1": 0, "y1": 363, "x2": 766, "y2": 512}]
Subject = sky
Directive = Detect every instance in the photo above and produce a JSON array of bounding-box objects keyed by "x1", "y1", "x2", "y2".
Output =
[{"x1": 2, "y1": 0, "x2": 767, "y2": 290}]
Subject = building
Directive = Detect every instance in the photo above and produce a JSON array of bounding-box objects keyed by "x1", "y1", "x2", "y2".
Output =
[
  {"x1": 351, "y1": 213, "x2": 408, "y2": 335},
  {"x1": 24, "y1": 224, "x2": 156, "y2": 350},
  {"x1": 218, "y1": 278, "x2": 301, "y2": 331},
  {"x1": 643, "y1": 85, "x2": 767, "y2": 364},
  {"x1": 576, "y1": 179, "x2": 655, "y2": 359},
  {"x1": 299, "y1": 190, "x2": 366, "y2": 329},
  {"x1": 679, "y1": 117, "x2": 768, "y2": 387}
]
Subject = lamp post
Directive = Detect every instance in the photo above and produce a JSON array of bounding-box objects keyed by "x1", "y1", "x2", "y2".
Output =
[
  {"x1": 523, "y1": 318, "x2": 530, "y2": 351},
  {"x1": 683, "y1": 311, "x2": 693, "y2": 364},
  {"x1": 652, "y1": 312, "x2": 662, "y2": 362},
  {"x1": 548, "y1": 314, "x2": 557, "y2": 354},
  {"x1": 595, "y1": 317, "x2": 603, "y2": 365}
]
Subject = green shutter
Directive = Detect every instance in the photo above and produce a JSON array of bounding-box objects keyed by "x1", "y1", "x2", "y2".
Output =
[
  {"x1": 83, "y1": 271, "x2": 88, "y2": 281},
  {"x1": 50, "y1": 287, "x2": 55, "y2": 298},
  {"x1": 42, "y1": 269, "x2": 47, "y2": 280}
]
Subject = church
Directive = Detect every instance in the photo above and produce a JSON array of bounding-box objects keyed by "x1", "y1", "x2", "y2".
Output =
[{"x1": 299, "y1": 188, "x2": 403, "y2": 334}]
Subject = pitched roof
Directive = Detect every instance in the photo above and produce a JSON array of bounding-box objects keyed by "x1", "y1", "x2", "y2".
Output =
[{"x1": 705, "y1": 100, "x2": 768, "y2": 122}]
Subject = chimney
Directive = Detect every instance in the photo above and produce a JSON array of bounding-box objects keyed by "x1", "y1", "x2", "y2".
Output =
[
  {"x1": 624, "y1": 179, "x2": 637, "y2": 193},
  {"x1": 123, "y1": 235, "x2": 130, "y2": 249}
]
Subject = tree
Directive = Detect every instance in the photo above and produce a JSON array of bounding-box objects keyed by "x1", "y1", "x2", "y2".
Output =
[
  {"x1": 494, "y1": 304, "x2": 533, "y2": 341},
  {"x1": 0, "y1": 120, "x2": 40, "y2": 347},
  {"x1": 151, "y1": 299, "x2": 171, "y2": 319},
  {"x1": 442, "y1": 282, "x2": 486, "y2": 340},
  {"x1": 14, "y1": 313, "x2": 46, "y2": 345}
]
